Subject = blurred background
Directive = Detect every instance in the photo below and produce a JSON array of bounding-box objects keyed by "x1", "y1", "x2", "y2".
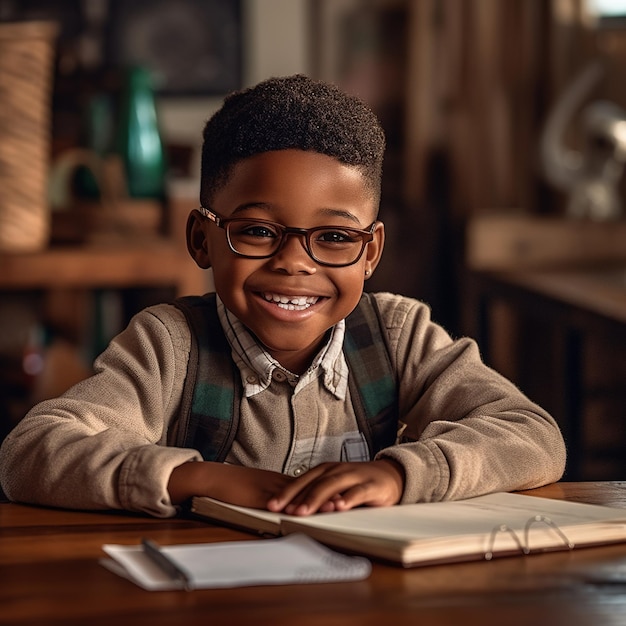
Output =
[{"x1": 0, "y1": 0, "x2": 625, "y2": 480}]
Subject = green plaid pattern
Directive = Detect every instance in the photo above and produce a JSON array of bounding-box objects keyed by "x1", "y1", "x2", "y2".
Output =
[{"x1": 173, "y1": 292, "x2": 397, "y2": 462}]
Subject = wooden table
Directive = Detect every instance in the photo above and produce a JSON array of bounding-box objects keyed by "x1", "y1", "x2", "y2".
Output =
[{"x1": 3, "y1": 482, "x2": 626, "y2": 626}]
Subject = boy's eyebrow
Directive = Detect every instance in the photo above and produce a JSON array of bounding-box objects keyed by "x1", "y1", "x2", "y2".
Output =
[
  {"x1": 318, "y1": 207, "x2": 362, "y2": 224},
  {"x1": 231, "y1": 202, "x2": 272, "y2": 215},
  {"x1": 231, "y1": 203, "x2": 362, "y2": 224}
]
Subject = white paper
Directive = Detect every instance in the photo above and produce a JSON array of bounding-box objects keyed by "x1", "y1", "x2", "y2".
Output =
[
  {"x1": 281, "y1": 493, "x2": 626, "y2": 542},
  {"x1": 101, "y1": 533, "x2": 371, "y2": 591}
]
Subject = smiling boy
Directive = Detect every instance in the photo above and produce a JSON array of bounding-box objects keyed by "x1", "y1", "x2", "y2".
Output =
[
  {"x1": 0, "y1": 75, "x2": 566, "y2": 517},
  {"x1": 191, "y1": 149, "x2": 380, "y2": 376}
]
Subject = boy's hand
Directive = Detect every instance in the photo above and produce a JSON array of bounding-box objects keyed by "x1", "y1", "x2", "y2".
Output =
[
  {"x1": 266, "y1": 459, "x2": 405, "y2": 516},
  {"x1": 168, "y1": 461, "x2": 293, "y2": 509}
]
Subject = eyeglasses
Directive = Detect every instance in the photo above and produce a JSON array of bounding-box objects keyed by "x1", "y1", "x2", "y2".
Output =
[{"x1": 199, "y1": 206, "x2": 376, "y2": 267}]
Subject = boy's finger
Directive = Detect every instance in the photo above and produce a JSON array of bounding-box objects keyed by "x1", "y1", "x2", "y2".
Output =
[
  {"x1": 267, "y1": 467, "x2": 351, "y2": 513},
  {"x1": 265, "y1": 466, "x2": 327, "y2": 511},
  {"x1": 283, "y1": 474, "x2": 360, "y2": 515}
]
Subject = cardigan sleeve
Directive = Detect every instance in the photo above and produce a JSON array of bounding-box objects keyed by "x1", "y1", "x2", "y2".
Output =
[
  {"x1": 0, "y1": 304, "x2": 201, "y2": 517},
  {"x1": 371, "y1": 292, "x2": 567, "y2": 503}
]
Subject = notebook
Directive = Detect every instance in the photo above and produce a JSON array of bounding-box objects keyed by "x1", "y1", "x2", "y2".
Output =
[{"x1": 101, "y1": 533, "x2": 371, "y2": 590}]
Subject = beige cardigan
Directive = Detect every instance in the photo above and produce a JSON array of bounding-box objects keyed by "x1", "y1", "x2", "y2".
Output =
[{"x1": 0, "y1": 292, "x2": 566, "y2": 517}]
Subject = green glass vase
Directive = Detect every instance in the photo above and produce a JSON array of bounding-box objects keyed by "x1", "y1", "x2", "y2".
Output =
[{"x1": 116, "y1": 66, "x2": 166, "y2": 199}]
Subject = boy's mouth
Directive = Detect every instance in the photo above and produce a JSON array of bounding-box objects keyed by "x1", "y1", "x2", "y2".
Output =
[{"x1": 262, "y1": 292, "x2": 319, "y2": 311}]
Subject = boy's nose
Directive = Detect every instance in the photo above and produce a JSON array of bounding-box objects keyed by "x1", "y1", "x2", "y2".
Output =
[{"x1": 268, "y1": 232, "x2": 317, "y2": 274}]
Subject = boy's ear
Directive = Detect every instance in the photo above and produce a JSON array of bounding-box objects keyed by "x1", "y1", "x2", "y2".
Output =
[
  {"x1": 364, "y1": 220, "x2": 385, "y2": 279},
  {"x1": 186, "y1": 210, "x2": 212, "y2": 269}
]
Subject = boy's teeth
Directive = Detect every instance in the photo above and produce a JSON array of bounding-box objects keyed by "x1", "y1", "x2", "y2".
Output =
[{"x1": 263, "y1": 293, "x2": 318, "y2": 310}]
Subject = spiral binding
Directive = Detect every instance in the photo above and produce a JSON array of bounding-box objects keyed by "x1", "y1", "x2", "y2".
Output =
[{"x1": 484, "y1": 515, "x2": 575, "y2": 560}]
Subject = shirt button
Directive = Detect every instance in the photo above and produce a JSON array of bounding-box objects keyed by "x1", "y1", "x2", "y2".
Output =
[
  {"x1": 246, "y1": 374, "x2": 258, "y2": 384},
  {"x1": 293, "y1": 467, "x2": 305, "y2": 476},
  {"x1": 272, "y1": 370, "x2": 287, "y2": 382}
]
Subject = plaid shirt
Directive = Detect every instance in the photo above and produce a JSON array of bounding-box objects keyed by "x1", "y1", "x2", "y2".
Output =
[{"x1": 216, "y1": 295, "x2": 349, "y2": 401}]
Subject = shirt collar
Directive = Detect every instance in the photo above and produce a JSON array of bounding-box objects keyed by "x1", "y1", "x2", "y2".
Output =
[{"x1": 215, "y1": 295, "x2": 348, "y2": 400}]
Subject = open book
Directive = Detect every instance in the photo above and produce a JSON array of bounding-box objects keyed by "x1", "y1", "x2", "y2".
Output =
[{"x1": 190, "y1": 492, "x2": 626, "y2": 567}]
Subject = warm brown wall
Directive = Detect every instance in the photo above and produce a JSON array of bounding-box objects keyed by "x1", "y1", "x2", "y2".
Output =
[{"x1": 313, "y1": 0, "x2": 621, "y2": 329}]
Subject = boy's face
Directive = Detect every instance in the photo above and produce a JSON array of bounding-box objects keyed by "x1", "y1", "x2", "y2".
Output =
[{"x1": 189, "y1": 149, "x2": 384, "y2": 374}]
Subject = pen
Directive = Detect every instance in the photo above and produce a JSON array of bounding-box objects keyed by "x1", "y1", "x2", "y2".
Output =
[{"x1": 141, "y1": 538, "x2": 192, "y2": 591}]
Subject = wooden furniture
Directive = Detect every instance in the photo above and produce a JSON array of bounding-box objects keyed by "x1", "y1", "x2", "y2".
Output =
[
  {"x1": 0, "y1": 198, "x2": 207, "y2": 297},
  {"x1": 0, "y1": 239, "x2": 207, "y2": 427},
  {"x1": 0, "y1": 239, "x2": 205, "y2": 296},
  {"x1": 465, "y1": 215, "x2": 626, "y2": 272},
  {"x1": 465, "y1": 267, "x2": 626, "y2": 481},
  {"x1": 463, "y1": 213, "x2": 626, "y2": 481},
  {"x1": 2, "y1": 482, "x2": 626, "y2": 625},
  {"x1": 0, "y1": 198, "x2": 208, "y2": 429}
]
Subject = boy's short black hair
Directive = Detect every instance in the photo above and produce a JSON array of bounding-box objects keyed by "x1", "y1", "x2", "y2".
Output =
[{"x1": 200, "y1": 74, "x2": 386, "y2": 207}]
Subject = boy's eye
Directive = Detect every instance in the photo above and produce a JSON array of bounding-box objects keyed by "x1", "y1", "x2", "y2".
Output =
[
  {"x1": 237, "y1": 223, "x2": 279, "y2": 239},
  {"x1": 315, "y1": 229, "x2": 358, "y2": 244}
]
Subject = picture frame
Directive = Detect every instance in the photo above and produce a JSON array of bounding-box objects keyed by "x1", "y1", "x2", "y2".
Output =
[{"x1": 107, "y1": 0, "x2": 242, "y2": 96}]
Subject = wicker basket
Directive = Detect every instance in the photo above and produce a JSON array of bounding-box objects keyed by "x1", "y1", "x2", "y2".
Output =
[{"x1": 0, "y1": 21, "x2": 58, "y2": 252}]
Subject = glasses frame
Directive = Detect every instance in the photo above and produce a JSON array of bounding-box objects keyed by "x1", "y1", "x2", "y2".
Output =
[{"x1": 198, "y1": 206, "x2": 377, "y2": 267}]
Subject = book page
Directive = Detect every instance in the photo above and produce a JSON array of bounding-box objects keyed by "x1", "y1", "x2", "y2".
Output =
[
  {"x1": 280, "y1": 493, "x2": 626, "y2": 542},
  {"x1": 191, "y1": 497, "x2": 283, "y2": 534}
]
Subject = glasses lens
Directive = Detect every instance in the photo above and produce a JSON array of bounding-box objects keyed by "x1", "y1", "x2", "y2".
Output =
[
  {"x1": 225, "y1": 219, "x2": 370, "y2": 266},
  {"x1": 309, "y1": 227, "x2": 365, "y2": 265},
  {"x1": 226, "y1": 220, "x2": 281, "y2": 256}
]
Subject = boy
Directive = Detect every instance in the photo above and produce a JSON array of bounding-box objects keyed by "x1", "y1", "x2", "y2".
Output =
[{"x1": 0, "y1": 75, "x2": 566, "y2": 518}]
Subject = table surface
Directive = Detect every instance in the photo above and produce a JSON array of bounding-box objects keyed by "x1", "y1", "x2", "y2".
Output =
[{"x1": 3, "y1": 482, "x2": 626, "y2": 626}]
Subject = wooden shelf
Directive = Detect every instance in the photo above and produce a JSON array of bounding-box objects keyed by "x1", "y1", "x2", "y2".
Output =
[
  {"x1": 0, "y1": 238, "x2": 207, "y2": 296},
  {"x1": 0, "y1": 236, "x2": 209, "y2": 422},
  {"x1": 466, "y1": 215, "x2": 626, "y2": 272}
]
